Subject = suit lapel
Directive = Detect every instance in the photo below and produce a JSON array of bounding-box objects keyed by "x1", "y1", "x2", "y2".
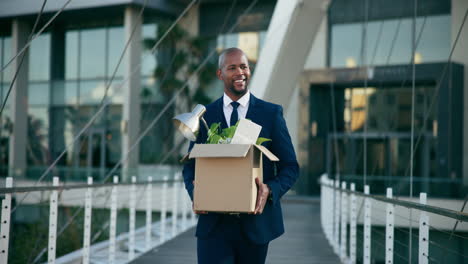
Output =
[
  {"x1": 245, "y1": 93, "x2": 258, "y2": 121},
  {"x1": 217, "y1": 97, "x2": 228, "y2": 129}
]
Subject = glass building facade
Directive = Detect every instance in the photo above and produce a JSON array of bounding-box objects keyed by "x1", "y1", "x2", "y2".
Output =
[
  {"x1": 0, "y1": 18, "x2": 179, "y2": 180},
  {"x1": 307, "y1": 0, "x2": 462, "y2": 198}
]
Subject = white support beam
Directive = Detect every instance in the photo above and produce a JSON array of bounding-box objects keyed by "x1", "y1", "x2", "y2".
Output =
[
  {"x1": 363, "y1": 185, "x2": 371, "y2": 264},
  {"x1": 0, "y1": 178, "x2": 13, "y2": 263},
  {"x1": 340, "y1": 182, "x2": 348, "y2": 262},
  {"x1": 160, "y1": 175, "x2": 168, "y2": 243},
  {"x1": 82, "y1": 177, "x2": 93, "y2": 264},
  {"x1": 250, "y1": 0, "x2": 329, "y2": 110},
  {"x1": 385, "y1": 188, "x2": 394, "y2": 264},
  {"x1": 349, "y1": 183, "x2": 357, "y2": 264},
  {"x1": 48, "y1": 177, "x2": 59, "y2": 264},
  {"x1": 128, "y1": 176, "x2": 136, "y2": 260},
  {"x1": 419, "y1": 193, "x2": 429, "y2": 264},
  {"x1": 171, "y1": 174, "x2": 180, "y2": 238},
  {"x1": 334, "y1": 180, "x2": 340, "y2": 254},
  {"x1": 108, "y1": 176, "x2": 118, "y2": 264},
  {"x1": 145, "y1": 176, "x2": 153, "y2": 250}
]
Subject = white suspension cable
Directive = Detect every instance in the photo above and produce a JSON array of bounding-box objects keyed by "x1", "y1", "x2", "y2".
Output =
[
  {"x1": 408, "y1": 0, "x2": 417, "y2": 261},
  {"x1": 361, "y1": 0, "x2": 369, "y2": 187}
]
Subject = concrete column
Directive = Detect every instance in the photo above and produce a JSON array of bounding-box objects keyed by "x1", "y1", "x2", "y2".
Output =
[
  {"x1": 8, "y1": 19, "x2": 30, "y2": 178},
  {"x1": 451, "y1": 0, "x2": 468, "y2": 187},
  {"x1": 250, "y1": 0, "x2": 329, "y2": 109},
  {"x1": 122, "y1": 6, "x2": 142, "y2": 181}
]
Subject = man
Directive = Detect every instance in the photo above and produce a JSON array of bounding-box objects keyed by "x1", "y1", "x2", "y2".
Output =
[{"x1": 182, "y1": 47, "x2": 299, "y2": 264}]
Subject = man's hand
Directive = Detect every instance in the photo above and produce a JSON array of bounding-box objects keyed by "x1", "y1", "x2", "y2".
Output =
[
  {"x1": 192, "y1": 180, "x2": 208, "y2": 215},
  {"x1": 254, "y1": 177, "x2": 270, "y2": 215}
]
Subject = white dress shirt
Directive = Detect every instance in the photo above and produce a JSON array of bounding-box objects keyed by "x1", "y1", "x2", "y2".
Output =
[{"x1": 223, "y1": 90, "x2": 250, "y2": 127}]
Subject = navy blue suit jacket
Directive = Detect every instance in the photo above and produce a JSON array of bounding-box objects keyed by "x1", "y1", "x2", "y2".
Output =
[{"x1": 182, "y1": 93, "x2": 299, "y2": 244}]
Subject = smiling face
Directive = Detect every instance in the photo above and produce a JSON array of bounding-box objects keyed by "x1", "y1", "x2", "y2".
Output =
[{"x1": 217, "y1": 50, "x2": 251, "y2": 101}]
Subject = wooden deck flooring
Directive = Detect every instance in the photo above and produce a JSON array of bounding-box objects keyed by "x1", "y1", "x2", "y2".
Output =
[{"x1": 132, "y1": 197, "x2": 339, "y2": 264}]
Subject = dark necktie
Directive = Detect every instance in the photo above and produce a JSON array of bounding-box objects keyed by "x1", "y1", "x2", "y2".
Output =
[{"x1": 230, "y1": 101, "x2": 240, "y2": 127}]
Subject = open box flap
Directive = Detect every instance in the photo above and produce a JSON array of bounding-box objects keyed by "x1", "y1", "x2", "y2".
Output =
[
  {"x1": 189, "y1": 144, "x2": 251, "y2": 158},
  {"x1": 254, "y1": 145, "x2": 279, "y2": 161}
]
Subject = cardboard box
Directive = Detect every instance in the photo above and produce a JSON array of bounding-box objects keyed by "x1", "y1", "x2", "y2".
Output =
[{"x1": 189, "y1": 144, "x2": 279, "y2": 213}]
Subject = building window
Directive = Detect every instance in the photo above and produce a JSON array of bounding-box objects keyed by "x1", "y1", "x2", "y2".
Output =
[{"x1": 330, "y1": 15, "x2": 451, "y2": 67}]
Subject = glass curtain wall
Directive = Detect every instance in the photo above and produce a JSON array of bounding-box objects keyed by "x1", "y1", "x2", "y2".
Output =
[
  {"x1": 46, "y1": 22, "x2": 168, "y2": 181},
  {"x1": 330, "y1": 15, "x2": 451, "y2": 68},
  {"x1": 328, "y1": 12, "x2": 451, "y2": 194}
]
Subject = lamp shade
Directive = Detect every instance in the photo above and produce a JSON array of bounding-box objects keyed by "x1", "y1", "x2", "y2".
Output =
[{"x1": 172, "y1": 104, "x2": 207, "y2": 141}]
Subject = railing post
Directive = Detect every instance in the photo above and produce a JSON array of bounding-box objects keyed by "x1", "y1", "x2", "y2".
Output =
[
  {"x1": 340, "y1": 182, "x2": 348, "y2": 262},
  {"x1": 171, "y1": 173, "x2": 180, "y2": 238},
  {"x1": 419, "y1": 193, "x2": 429, "y2": 264},
  {"x1": 334, "y1": 180, "x2": 340, "y2": 254},
  {"x1": 190, "y1": 194, "x2": 196, "y2": 226},
  {"x1": 363, "y1": 185, "x2": 371, "y2": 264},
  {"x1": 350, "y1": 183, "x2": 357, "y2": 264},
  {"x1": 82, "y1": 177, "x2": 93, "y2": 264},
  {"x1": 160, "y1": 175, "x2": 168, "y2": 243},
  {"x1": 145, "y1": 176, "x2": 153, "y2": 250},
  {"x1": 0, "y1": 177, "x2": 13, "y2": 264},
  {"x1": 128, "y1": 176, "x2": 136, "y2": 260},
  {"x1": 48, "y1": 177, "x2": 59, "y2": 264},
  {"x1": 108, "y1": 176, "x2": 118, "y2": 264},
  {"x1": 385, "y1": 188, "x2": 394, "y2": 264},
  {"x1": 327, "y1": 179, "x2": 333, "y2": 243}
]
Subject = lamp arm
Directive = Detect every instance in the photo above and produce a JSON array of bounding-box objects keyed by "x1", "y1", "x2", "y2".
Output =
[{"x1": 200, "y1": 117, "x2": 210, "y2": 131}]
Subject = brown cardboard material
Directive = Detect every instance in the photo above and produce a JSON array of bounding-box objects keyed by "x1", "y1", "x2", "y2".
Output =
[{"x1": 189, "y1": 144, "x2": 279, "y2": 213}]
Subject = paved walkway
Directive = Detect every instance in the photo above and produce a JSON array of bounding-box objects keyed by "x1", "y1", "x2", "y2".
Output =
[{"x1": 132, "y1": 197, "x2": 339, "y2": 264}]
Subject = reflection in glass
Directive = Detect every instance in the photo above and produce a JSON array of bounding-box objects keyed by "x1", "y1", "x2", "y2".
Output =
[
  {"x1": 80, "y1": 28, "x2": 106, "y2": 78},
  {"x1": 51, "y1": 81, "x2": 78, "y2": 105},
  {"x1": 2, "y1": 37, "x2": 13, "y2": 83},
  {"x1": 141, "y1": 24, "x2": 157, "y2": 76},
  {"x1": 65, "y1": 31, "x2": 79, "y2": 80},
  {"x1": 29, "y1": 34, "x2": 50, "y2": 81},
  {"x1": 344, "y1": 86, "x2": 436, "y2": 132},
  {"x1": 331, "y1": 15, "x2": 450, "y2": 67},
  {"x1": 108, "y1": 27, "x2": 125, "y2": 78},
  {"x1": 28, "y1": 107, "x2": 49, "y2": 166},
  {"x1": 80, "y1": 80, "x2": 109, "y2": 105},
  {"x1": 29, "y1": 82, "x2": 50, "y2": 105},
  {"x1": 140, "y1": 103, "x2": 174, "y2": 164}
]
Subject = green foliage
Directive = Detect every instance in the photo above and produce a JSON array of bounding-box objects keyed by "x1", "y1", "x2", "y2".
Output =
[
  {"x1": 143, "y1": 21, "x2": 217, "y2": 104},
  {"x1": 205, "y1": 121, "x2": 271, "y2": 145},
  {"x1": 256, "y1": 137, "x2": 272, "y2": 145}
]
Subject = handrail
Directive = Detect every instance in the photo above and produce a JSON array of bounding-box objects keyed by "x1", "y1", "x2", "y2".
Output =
[
  {"x1": 320, "y1": 180, "x2": 468, "y2": 222},
  {"x1": 0, "y1": 179, "x2": 183, "y2": 194}
]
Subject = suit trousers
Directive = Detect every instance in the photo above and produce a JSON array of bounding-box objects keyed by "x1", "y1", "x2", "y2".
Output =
[{"x1": 197, "y1": 214, "x2": 269, "y2": 264}]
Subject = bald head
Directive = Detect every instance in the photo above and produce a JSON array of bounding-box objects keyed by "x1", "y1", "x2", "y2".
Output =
[{"x1": 218, "y1": 48, "x2": 248, "y2": 69}]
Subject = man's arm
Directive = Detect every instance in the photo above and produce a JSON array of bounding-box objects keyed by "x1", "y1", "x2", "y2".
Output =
[
  {"x1": 182, "y1": 121, "x2": 206, "y2": 201},
  {"x1": 264, "y1": 106, "x2": 299, "y2": 205},
  {"x1": 182, "y1": 141, "x2": 196, "y2": 201}
]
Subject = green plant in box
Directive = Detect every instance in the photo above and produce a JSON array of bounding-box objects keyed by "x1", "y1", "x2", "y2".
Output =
[{"x1": 206, "y1": 120, "x2": 271, "y2": 145}]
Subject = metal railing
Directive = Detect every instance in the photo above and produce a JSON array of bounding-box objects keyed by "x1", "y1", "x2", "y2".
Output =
[
  {"x1": 319, "y1": 174, "x2": 468, "y2": 264},
  {"x1": 0, "y1": 172, "x2": 196, "y2": 264}
]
